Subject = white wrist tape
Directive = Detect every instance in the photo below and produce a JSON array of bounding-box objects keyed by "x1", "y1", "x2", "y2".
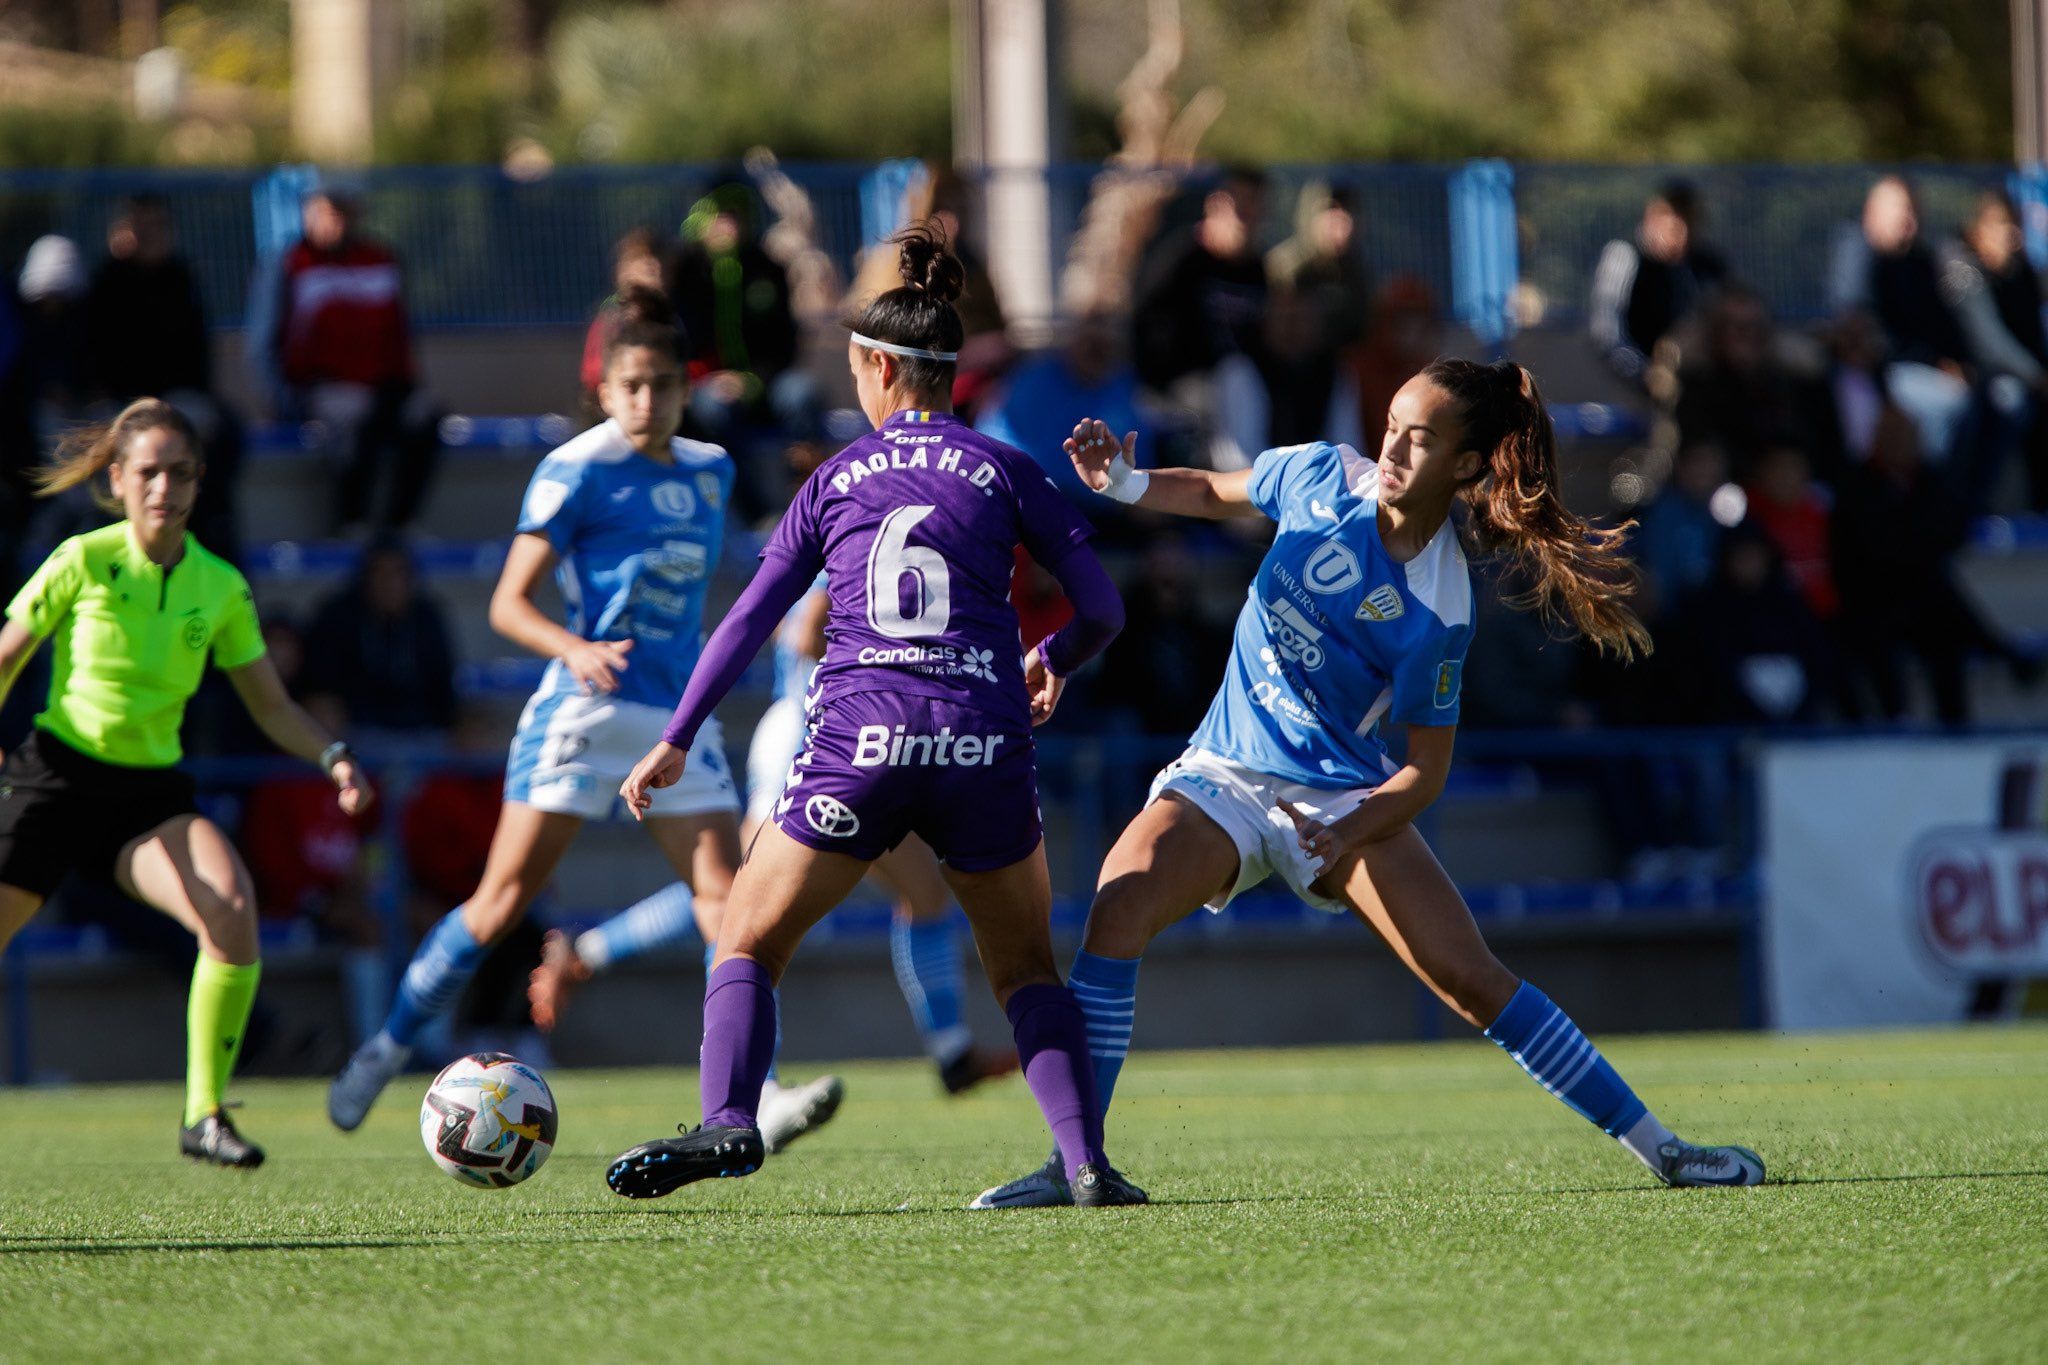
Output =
[{"x1": 1100, "y1": 456, "x2": 1150, "y2": 505}]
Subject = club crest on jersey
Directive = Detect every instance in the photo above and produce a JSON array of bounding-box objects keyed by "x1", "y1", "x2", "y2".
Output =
[
  {"x1": 1303, "y1": 541, "x2": 1362, "y2": 595},
  {"x1": 182, "y1": 613, "x2": 209, "y2": 649},
  {"x1": 1356, "y1": 584, "x2": 1405, "y2": 622},
  {"x1": 696, "y1": 472, "x2": 723, "y2": 510},
  {"x1": 1434, "y1": 660, "x2": 1462, "y2": 708},
  {"x1": 805, "y1": 794, "x2": 861, "y2": 838}
]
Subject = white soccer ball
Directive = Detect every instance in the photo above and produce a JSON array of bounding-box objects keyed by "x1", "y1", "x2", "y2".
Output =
[{"x1": 419, "y1": 1052, "x2": 559, "y2": 1188}]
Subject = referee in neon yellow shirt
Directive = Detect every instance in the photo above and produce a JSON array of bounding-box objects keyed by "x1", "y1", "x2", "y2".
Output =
[{"x1": 0, "y1": 398, "x2": 372, "y2": 1168}]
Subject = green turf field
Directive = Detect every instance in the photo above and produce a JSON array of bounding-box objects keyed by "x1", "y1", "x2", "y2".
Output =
[{"x1": 2, "y1": 1027, "x2": 2043, "y2": 1363}]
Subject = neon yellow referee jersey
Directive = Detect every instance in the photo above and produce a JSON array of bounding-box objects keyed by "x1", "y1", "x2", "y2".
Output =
[{"x1": 5, "y1": 523, "x2": 266, "y2": 768}]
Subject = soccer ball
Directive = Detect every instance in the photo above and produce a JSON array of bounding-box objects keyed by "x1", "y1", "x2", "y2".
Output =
[{"x1": 419, "y1": 1052, "x2": 559, "y2": 1188}]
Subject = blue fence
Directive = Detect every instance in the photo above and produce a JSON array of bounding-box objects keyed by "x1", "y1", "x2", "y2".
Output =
[{"x1": 1, "y1": 159, "x2": 2033, "y2": 335}]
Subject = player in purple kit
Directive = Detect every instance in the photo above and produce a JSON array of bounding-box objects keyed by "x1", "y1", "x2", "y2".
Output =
[{"x1": 604, "y1": 225, "x2": 1144, "y2": 1206}]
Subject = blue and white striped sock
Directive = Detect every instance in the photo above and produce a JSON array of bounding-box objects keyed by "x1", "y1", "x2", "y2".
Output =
[
  {"x1": 1485, "y1": 981, "x2": 1653, "y2": 1140},
  {"x1": 382, "y1": 908, "x2": 486, "y2": 1047},
  {"x1": 1068, "y1": 950, "x2": 1140, "y2": 1115},
  {"x1": 576, "y1": 882, "x2": 696, "y2": 971},
  {"x1": 890, "y1": 911, "x2": 970, "y2": 1064},
  {"x1": 706, "y1": 940, "x2": 779, "y2": 1082}
]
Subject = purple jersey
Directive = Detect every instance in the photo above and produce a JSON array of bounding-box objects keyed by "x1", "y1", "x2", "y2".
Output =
[{"x1": 761, "y1": 410, "x2": 1093, "y2": 730}]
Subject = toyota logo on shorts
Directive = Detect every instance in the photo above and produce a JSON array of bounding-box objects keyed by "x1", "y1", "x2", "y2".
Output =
[{"x1": 804, "y1": 794, "x2": 861, "y2": 838}]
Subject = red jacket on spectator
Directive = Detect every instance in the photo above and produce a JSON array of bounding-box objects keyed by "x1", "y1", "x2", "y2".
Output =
[
  {"x1": 243, "y1": 776, "x2": 372, "y2": 920},
  {"x1": 1746, "y1": 484, "x2": 1839, "y2": 621},
  {"x1": 278, "y1": 237, "x2": 415, "y2": 389},
  {"x1": 402, "y1": 770, "x2": 503, "y2": 909}
]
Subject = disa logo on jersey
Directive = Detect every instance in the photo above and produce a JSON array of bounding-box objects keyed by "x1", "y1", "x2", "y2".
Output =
[{"x1": 1262, "y1": 598, "x2": 1327, "y2": 669}]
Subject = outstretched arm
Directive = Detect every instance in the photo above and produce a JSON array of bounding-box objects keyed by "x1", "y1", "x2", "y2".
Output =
[
  {"x1": 619, "y1": 550, "x2": 818, "y2": 820},
  {"x1": 1064, "y1": 417, "x2": 1263, "y2": 520},
  {"x1": 224, "y1": 655, "x2": 372, "y2": 816}
]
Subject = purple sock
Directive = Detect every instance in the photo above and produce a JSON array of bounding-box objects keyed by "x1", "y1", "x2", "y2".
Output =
[
  {"x1": 1005, "y1": 983, "x2": 1108, "y2": 1181},
  {"x1": 700, "y1": 957, "x2": 778, "y2": 1129}
]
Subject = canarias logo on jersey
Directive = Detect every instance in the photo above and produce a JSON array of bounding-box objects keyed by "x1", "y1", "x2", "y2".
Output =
[
  {"x1": 1434, "y1": 660, "x2": 1462, "y2": 708},
  {"x1": 1356, "y1": 584, "x2": 1405, "y2": 622}
]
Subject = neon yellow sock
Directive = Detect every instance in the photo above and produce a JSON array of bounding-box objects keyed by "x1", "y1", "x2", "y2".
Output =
[{"x1": 185, "y1": 956, "x2": 261, "y2": 1127}]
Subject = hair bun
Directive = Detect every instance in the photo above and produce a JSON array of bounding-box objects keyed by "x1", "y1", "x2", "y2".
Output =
[
  {"x1": 614, "y1": 283, "x2": 674, "y2": 327},
  {"x1": 896, "y1": 220, "x2": 966, "y2": 306}
]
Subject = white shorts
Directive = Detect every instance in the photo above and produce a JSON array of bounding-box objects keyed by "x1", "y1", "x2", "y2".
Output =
[
  {"x1": 504, "y1": 690, "x2": 739, "y2": 822},
  {"x1": 744, "y1": 696, "x2": 809, "y2": 827},
  {"x1": 1147, "y1": 747, "x2": 1378, "y2": 914}
]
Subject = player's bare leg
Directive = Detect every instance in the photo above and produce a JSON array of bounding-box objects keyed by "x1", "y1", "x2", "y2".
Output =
[
  {"x1": 1323, "y1": 825, "x2": 1763, "y2": 1187},
  {"x1": 331, "y1": 804, "x2": 582, "y2": 1131},
  {"x1": 876, "y1": 835, "x2": 1019, "y2": 1093},
  {"x1": 970, "y1": 794, "x2": 1238, "y2": 1209},
  {"x1": 607, "y1": 823, "x2": 867, "y2": 1197}
]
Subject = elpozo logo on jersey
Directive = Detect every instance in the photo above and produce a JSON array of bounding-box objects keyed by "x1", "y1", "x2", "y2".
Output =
[
  {"x1": 804, "y1": 794, "x2": 861, "y2": 838},
  {"x1": 1356, "y1": 584, "x2": 1405, "y2": 622},
  {"x1": 1261, "y1": 598, "x2": 1326, "y2": 670}
]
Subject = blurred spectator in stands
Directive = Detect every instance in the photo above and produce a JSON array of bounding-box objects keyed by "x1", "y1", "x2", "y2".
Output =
[
  {"x1": 302, "y1": 536, "x2": 459, "y2": 736},
  {"x1": 1096, "y1": 532, "x2": 1235, "y2": 735},
  {"x1": 1820, "y1": 308, "x2": 1891, "y2": 469},
  {"x1": 0, "y1": 279, "x2": 36, "y2": 601},
  {"x1": 1345, "y1": 274, "x2": 1441, "y2": 446},
  {"x1": 242, "y1": 686, "x2": 384, "y2": 1046},
  {"x1": 1133, "y1": 166, "x2": 1271, "y2": 469},
  {"x1": 85, "y1": 194, "x2": 248, "y2": 559},
  {"x1": 1663, "y1": 522, "x2": 1827, "y2": 727},
  {"x1": 579, "y1": 226, "x2": 667, "y2": 414},
  {"x1": 1265, "y1": 181, "x2": 1370, "y2": 447},
  {"x1": 1941, "y1": 189, "x2": 2048, "y2": 511},
  {"x1": 1459, "y1": 559, "x2": 1590, "y2": 730},
  {"x1": 1827, "y1": 175, "x2": 1975, "y2": 473},
  {"x1": 1744, "y1": 445, "x2": 1838, "y2": 626},
  {"x1": 975, "y1": 307, "x2": 1160, "y2": 517},
  {"x1": 1832, "y1": 406, "x2": 2006, "y2": 725},
  {"x1": 1633, "y1": 441, "x2": 1734, "y2": 625},
  {"x1": 254, "y1": 184, "x2": 442, "y2": 535},
  {"x1": 846, "y1": 166, "x2": 1009, "y2": 412},
  {"x1": 1673, "y1": 284, "x2": 1836, "y2": 484},
  {"x1": 403, "y1": 706, "x2": 548, "y2": 1063},
  {"x1": 669, "y1": 182, "x2": 800, "y2": 434},
  {"x1": 16, "y1": 235, "x2": 91, "y2": 440},
  {"x1": 1589, "y1": 181, "x2": 1725, "y2": 388}
]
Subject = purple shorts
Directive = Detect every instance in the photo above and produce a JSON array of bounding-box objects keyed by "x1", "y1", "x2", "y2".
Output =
[{"x1": 772, "y1": 690, "x2": 1042, "y2": 872}]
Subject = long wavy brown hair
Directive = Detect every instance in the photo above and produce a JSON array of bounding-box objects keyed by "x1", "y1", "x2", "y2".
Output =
[
  {"x1": 34, "y1": 398, "x2": 201, "y2": 515},
  {"x1": 1423, "y1": 358, "x2": 1651, "y2": 661}
]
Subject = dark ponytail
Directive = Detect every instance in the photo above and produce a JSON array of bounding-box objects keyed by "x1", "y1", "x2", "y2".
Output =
[
  {"x1": 602, "y1": 283, "x2": 684, "y2": 371},
  {"x1": 1424, "y1": 357, "x2": 1651, "y2": 661},
  {"x1": 846, "y1": 218, "x2": 966, "y2": 395}
]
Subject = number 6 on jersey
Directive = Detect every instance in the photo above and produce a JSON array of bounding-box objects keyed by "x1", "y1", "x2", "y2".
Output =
[{"x1": 866, "y1": 504, "x2": 952, "y2": 639}]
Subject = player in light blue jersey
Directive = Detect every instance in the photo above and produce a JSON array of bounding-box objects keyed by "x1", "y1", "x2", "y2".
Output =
[
  {"x1": 974, "y1": 358, "x2": 1766, "y2": 1209},
  {"x1": 330, "y1": 288, "x2": 840, "y2": 1146},
  {"x1": 530, "y1": 571, "x2": 1019, "y2": 1095}
]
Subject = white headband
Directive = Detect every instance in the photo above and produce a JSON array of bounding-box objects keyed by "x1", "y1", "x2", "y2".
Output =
[{"x1": 850, "y1": 330, "x2": 958, "y2": 363}]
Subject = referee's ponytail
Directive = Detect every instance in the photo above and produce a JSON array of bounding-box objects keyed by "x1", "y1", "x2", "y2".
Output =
[
  {"x1": 35, "y1": 398, "x2": 201, "y2": 513},
  {"x1": 1424, "y1": 358, "x2": 1651, "y2": 662}
]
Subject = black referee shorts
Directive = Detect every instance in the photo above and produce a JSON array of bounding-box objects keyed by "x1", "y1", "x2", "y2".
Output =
[{"x1": 0, "y1": 729, "x2": 199, "y2": 898}]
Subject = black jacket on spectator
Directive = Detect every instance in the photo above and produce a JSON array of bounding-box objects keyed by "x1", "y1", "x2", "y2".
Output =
[
  {"x1": 666, "y1": 240, "x2": 797, "y2": 387},
  {"x1": 1870, "y1": 242, "x2": 1970, "y2": 368},
  {"x1": 302, "y1": 585, "x2": 458, "y2": 732},
  {"x1": 1589, "y1": 240, "x2": 1725, "y2": 381},
  {"x1": 1132, "y1": 227, "x2": 1269, "y2": 391},
  {"x1": 85, "y1": 253, "x2": 211, "y2": 399},
  {"x1": 1096, "y1": 581, "x2": 1236, "y2": 736},
  {"x1": 1660, "y1": 529, "x2": 1827, "y2": 727}
]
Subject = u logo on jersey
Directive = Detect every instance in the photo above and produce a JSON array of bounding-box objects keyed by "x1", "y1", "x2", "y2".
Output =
[
  {"x1": 651, "y1": 482, "x2": 696, "y2": 520},
  {"x1": 1303, "y1": 541, "x2": 1362, "y2": 595},
  {"x1": 1356, "y1": 584, "x2": 1405, "y2": 622}
]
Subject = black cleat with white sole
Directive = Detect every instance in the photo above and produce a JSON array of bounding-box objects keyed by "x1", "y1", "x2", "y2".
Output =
[
  {"x1": 607, "y1": 1124, "x2": 765, "y2": 1199},
  {"x1": 179, "y1": 1110, "x2": 265, "y2": 1169},
  {"x1": 1071, "y1": 1163, "x2": 1148, "y2": 1207}
]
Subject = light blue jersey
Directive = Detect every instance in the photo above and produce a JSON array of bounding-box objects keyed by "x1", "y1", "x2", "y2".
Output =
[
  {"x1": 1189, "y1": 441, "x2": 1474, "y2": 788},
  {"x1": 514, "y1": 419, "x2": 734, "y2": 710}
]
